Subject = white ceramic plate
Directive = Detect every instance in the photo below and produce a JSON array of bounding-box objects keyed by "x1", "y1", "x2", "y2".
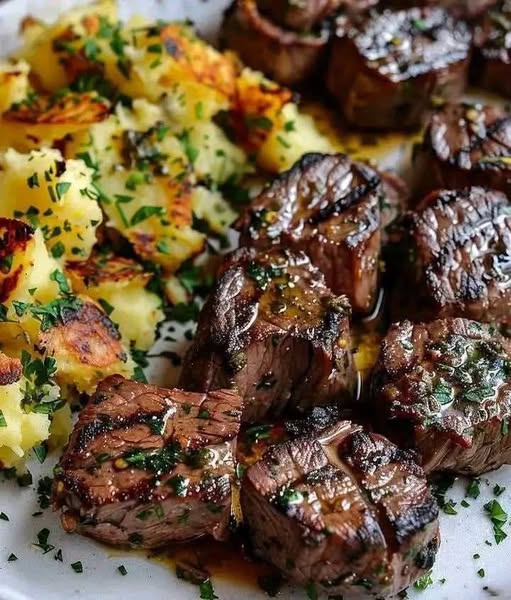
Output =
[{"x1": 1, "y1": 2, "x2": 511, "y2": 599}]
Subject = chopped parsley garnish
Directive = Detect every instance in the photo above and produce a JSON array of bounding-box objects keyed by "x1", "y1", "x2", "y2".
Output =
[
  {"x1": 305, "y1": 582, "x2": 318, "y2": 600},
  {"x1": 167, "y1": 301, "x2": 200, "y2": 323},
  {"x1": 122, "y1": 442, "x2": 183, "y2": 474},
  {"x1": 177, "y1": 129, "x2": 199, "y2": 165},
  {"x1": 199, "y1": 580, "x2": 218, "y2": 600},
  {"x1": 442, "y1": 500, "x2": 458, "y2": 516},
  {"x1": 55, "y1": 182, "x2": 71, "y2": 199},
  {"x1": 32, "y1": 443, "x2": 48, "y2": 464},
  {"x1": 34, "y1": 528, "x2": 54, "y2": 554},
  {"x1": 274, "y1": 487, "x2": 304, "y2": 511},
  {"x1": 50, "y1": 269, "x2": 70, "y2": 294},
  {"x1": 71, "y1": 561, "x2": 83, "y2": 573},
  {"x1": 167, "y1": 475, "x2": 188, "y2": 496},
  {"x1": 484, "y1": 499, "x2": 508, "y2": 544},
  {"x1": 243, "y1": 424, "x2": 272, "y2": 446},
  {"x1": 27, "y1": 172, "x2": 39, "y2": 188},
  {"x1": 466, "y1": 478, "x2": 481, "y2": 499},
  {"x1": 50, "y1": 241, "x2": 66, "y2": 259},
  {"x1": 0, "y1": 512, "x2": 8, "y2": 521},
  {"x1": 98, "y1": 298, "x2": 114, "y2": 316},
  {"x1": 54, "y1": 549, "x2": 63, "y2": 562},
  {"x1": 7, "y1": 553, "x2": 17, "y2": 562},
  {"x1": 414, "y1": 571, "x2": 433, "y2": 590},
  {"x1": 494, "y1": 484, "x2": 506, "y2": 496},
  {"x1": 130, "y1": 205, "x2": 165, "y2": 226},
  {"x1": 0, "y1": 410, "x2": 6, "y2": 428},
  {"x1": 118, "y1": 565, "x2": 128, "y2": 576},
  {"x1": 478, "y1": 568, "x2": 485, "y2": 578}
]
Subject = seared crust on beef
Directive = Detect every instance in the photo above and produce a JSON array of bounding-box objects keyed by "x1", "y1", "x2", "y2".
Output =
[
  {"x1": 326, "y1": 8, "x2": 472, "y2": 129},
  {"x1": 237, "y1": 153, "x2": 382, "y2": 313},
  {"x1": 370, "y1": 318, "x2": 511, "y2": 474},
  {"x1": 179, "y1": 247, "x2": 355, "y2": 423},
  {"x1": 241, "y1": 420, "x2": 440, "y2": 597},
  {"x1": 256, "y1": 0, "x2": 343, "y2": 31},
  {"x1": 221, "y1": 0, "x2": 330, "y2": 86},
  {"x1": 391, "y1": 187, "x2": 511, "y2": 326},
  {"x1": 412, "y1": 103, "x2": 511, "y2": 199},
  {"x1": 53, "y1": 375, "x2": 242, "y2": 548},
  {"x1": 472, "y1": 0, "x2": 511, "y2": 97}
]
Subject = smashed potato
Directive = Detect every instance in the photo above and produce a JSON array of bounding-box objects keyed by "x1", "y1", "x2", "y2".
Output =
[
  {"x1": 0, "y1": 60, "x2": 30, "y2": 114},
  {"x1": 38, "y1": 297, "x2": 134, "y2": 394},
  {"x1": 0, "y1": 91, "x2": 110, "y2": 151},
  {"x1": 66, "y1": 253, "x2": 164, "y2": 350},
  {"x1": 0, "y1": 354, "x2": 50, "y2": 469},
  {"x1": 0, "y1": 148, "x2": 102, "y2": 262}
]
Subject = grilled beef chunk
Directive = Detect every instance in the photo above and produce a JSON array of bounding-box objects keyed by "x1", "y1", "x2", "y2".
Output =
[
  {"x1": 472, "y1": 0, "x2": 511, "y2": 97},
  {"x1": 391, "y1": 187, "x2": 511, "y2": 326},
  {"x1": 326, "y1": 8, "x2": 472, "y2": 130},
  {"x1": 179, "y1": 247, "x2": 355, "y2": 423},
  {"x1": 371, "y1": 318, "x2": 511, "y2": 474},
  {"x1": 241, "y1": 420, "x2": 440, "y2": 597},
  {"x1": 221, "y1": 0, "x2": 330, "y2": 86},
  {"x1": 53, "y1": 375, "x2": 242, "y2": 548},
  {"x1": 256, "y1": 0, "x2": 343, "y2": 31},
  {"x1": 412, "y1": 103, "x2": 511, "y2": 199},
  {"x1": 237, "y1": 153, "x2": 382, "y2": 314},
  {"x1": 377, "y1": 167, "x2": 410, "y2": 245}
]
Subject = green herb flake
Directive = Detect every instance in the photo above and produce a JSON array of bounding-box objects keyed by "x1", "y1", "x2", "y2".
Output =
[
  {"x1": 32, "y1": 443, "x2": 48, "y2": 464},
  {"x1": 477, "y1": 568, "x2": 485, "y2": 578},
  {"x1": 50, "y1": 241, "x2": 66, "y2": 259},
  {"x1": 442, "y1": 500, "x2": 458, "y2": 516},
  {"x1": 0, "y1": 410, "x2": 6, "y2": 428},
  {"x1": 466, "y1": 478, "x2": 481, "y2": 499},
  {"x1": 199, "y1": 580, "x2": 218, "y2": 600},
  {"x1": 7, "y1": 553, "x2": 17, "y2": 562},
  {"x1": 27, "y1": 173, "x2": 39, "y2": 188},
  {"x1": 130, "y1": 206, "x2": 164, "y2": 226},
  {"x1": 118, "y1": 565, "x2": 128, "y2": 576},
  {"x1": 0, "y1": 512, "x2": 8, "y2": 521},
  {"x1": 49, "y1": 269, "x2": 70, "y2": 294},
  {"x1": 484, "y1": 499, "x2": 508, "y2": 544},
  {"x1": 56, "y1": 182, "x2": 71, "y2": 200},
  {"x1": 98, "y1": 298, "x2": 115, "y2": 316},
  {"x1": 71, "y1": 561, "x2": 83, "y2": 574},
  {"x1": 414, "y1": 570, "x2": 433, "y2": 590},
  {"x1": 494, "y1": 484, "x2": 506, "y2": 497}
]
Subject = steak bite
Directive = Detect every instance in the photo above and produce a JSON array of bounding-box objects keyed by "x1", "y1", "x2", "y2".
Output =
[
  {"x1": 256, "y1": 0, "x2": 343, "y2": 31},
  {"x1": 221, "y1": 0, "x2": 330, "y2": 87},
  {"x1": 472, "y1": 0, "x2": 511, "y2": 97},
  {"x1": 241, "y1": 420, "x2": 440, "y2": 597},
  {"x1": 391, "y1": 187, "x2": 511, "y2": 326},
  {"x1": 179, "y1": 247, "x2": 355, "y2": 423},
  {"x1": 370, "y1": 318, "x2": 511, "y2": 474},
  {"x1": 412, "y1": 103, "x2": 511, "y2": 199},
  {"x1": 53, "y1": 375, "x2": 242, "y2": 548},
  {"x1": 237, "y1": 153, "x2": 382, "y2": 314},
  {"x1": 326, "y1": 8, "x2": 472, "y2": 130}
]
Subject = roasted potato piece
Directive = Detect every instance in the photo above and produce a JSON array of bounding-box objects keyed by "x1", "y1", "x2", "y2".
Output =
[
  {"x1": 0, "y1": 148, "x2": 102, "y2": 262},
  {"x1": 0, "y1": 353, "x2": 50, "y2": 469},
  {"x1": 37, "y1": 297, "x2": 134, "y2": 394},
  {"x1": 217, "y1": 68, "x2": 332, "y2": 172},
  {"x1": 0, "y1": 91, "x2": 110, "y2": 151},
  {"x1": 0, "y1": 219, "x2": 62, "y2": 347},
  {"x1": 66, "y1": 253, "x2": 164, "y2": 350},
  {"x1": 16, "y1": 0, "x2": 118, "y2": 91},
  {"x1": 0, "y1": 60, "x2": 30, "y2": 114}
]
